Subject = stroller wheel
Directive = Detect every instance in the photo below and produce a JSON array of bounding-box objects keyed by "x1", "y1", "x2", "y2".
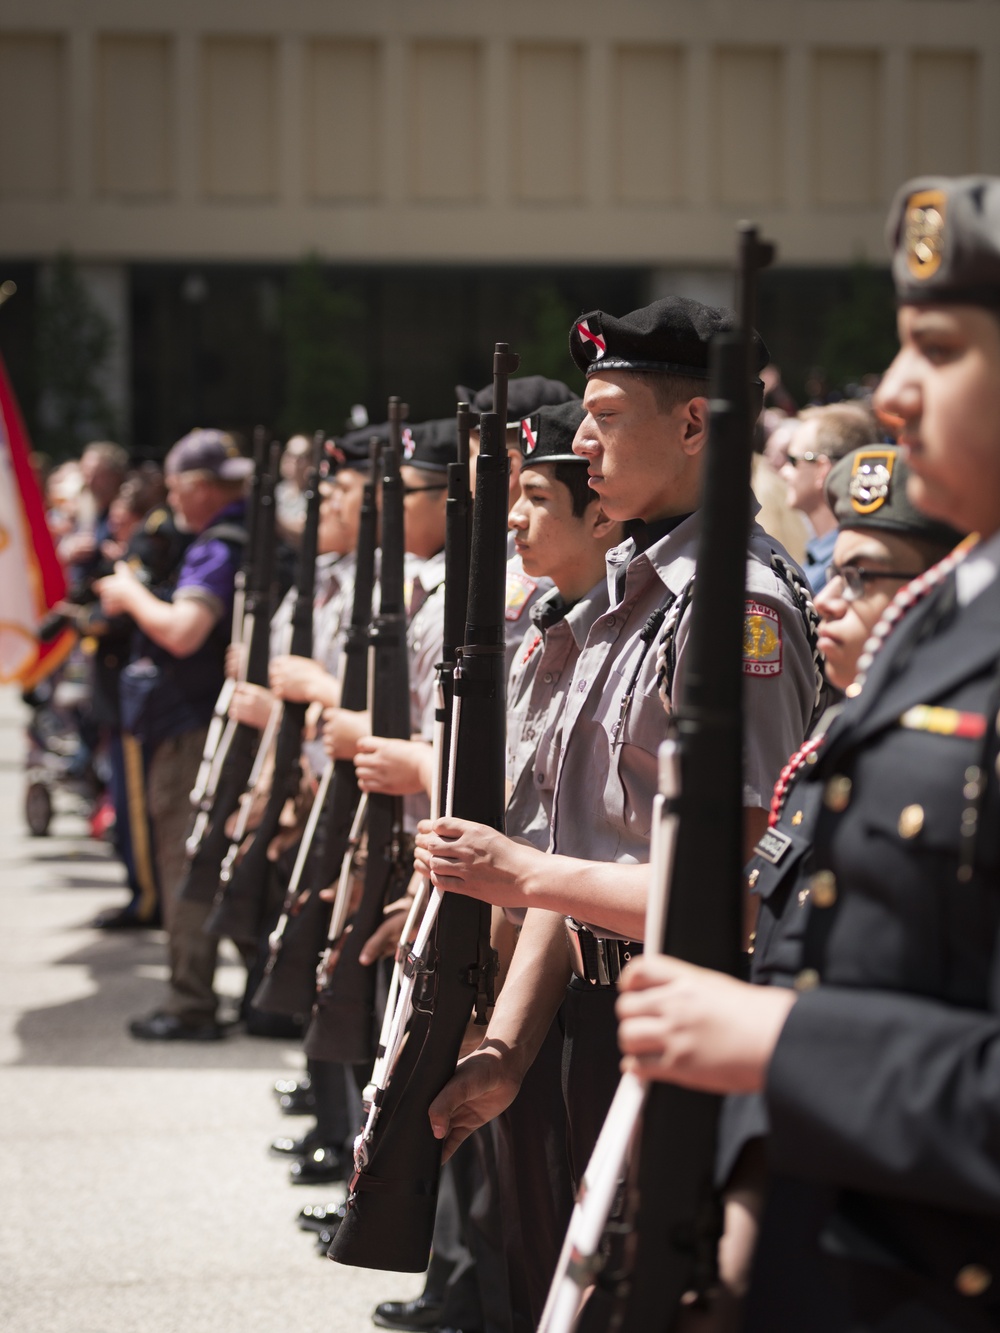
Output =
[{"x1": 25, "y1": 782, "x2": 53, "y2": 836}]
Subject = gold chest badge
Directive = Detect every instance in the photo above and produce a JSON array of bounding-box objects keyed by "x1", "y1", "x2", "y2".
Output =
[{"x1": 903, "y1": 189, "x2": 947, "y2": 281}]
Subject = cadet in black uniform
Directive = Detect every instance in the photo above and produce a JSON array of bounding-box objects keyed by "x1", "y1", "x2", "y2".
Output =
[{"x1": 617, "y1": 175, "x2": 1000, "y2": 1333}]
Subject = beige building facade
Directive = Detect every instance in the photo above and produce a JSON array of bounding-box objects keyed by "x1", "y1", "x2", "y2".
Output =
[{"x1": 2, "y1": 0, "x2": 1000, "y2": 269}]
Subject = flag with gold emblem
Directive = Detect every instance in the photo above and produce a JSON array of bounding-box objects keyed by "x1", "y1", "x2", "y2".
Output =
[{"x1": 0, "y1": 353, "x2": 74, "y2": 687}]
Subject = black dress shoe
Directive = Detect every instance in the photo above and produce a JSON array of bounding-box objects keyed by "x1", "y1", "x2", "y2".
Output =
[
  {"x1": 372, "y1": 1296, "x2": 447, "y2": 1331},
  {"x1": 92, "y1": 906, "x2": 161, "y2": 930},
  {"x1": 289, "y1": 1146, "x2": 344, "y2": 1185},
  {"x1": 270, "y1": 1129, "x2": 322, "y2": 1158},
  {"x1": 274, "y1": 1078, "x2": 316, "y2": 1116},
  {"x1": 128, "y1": 1011, "x2": 224, "y2": 1042},
  {"x1": 297, "y1": 1202, "x2": 346, "y2": 1234}
]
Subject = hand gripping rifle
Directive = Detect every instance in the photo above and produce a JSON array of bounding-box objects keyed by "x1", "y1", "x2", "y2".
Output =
[
  {"x1": 303, "y1": 399, "x2": 412, "y2": 1066},
  {"x1": 186, "y1": 426, "x2": 268, "y2": 842},
  {"x1": 252, "y1": 438, "x2": 380, "y2": 1018},
  {"x1": 328, "y1": 344, "x2": 518, "y2": 1274},
  {"x1": 556, "y1": 224, "x2": 775, "y2": 1333},
  {"x1": 204, "y1": 431, "x2": 325, "y2": 945},
  {"x1": 180, "y1": 440, "x2": 279, "y2": 904},
  {"x1": 368, "y1": 400, "x2": 473, "y2": 1094}
]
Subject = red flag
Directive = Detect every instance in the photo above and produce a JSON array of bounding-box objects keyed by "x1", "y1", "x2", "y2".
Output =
[{"x1": 0, "y1": 353, "x2": 75, "y2": 687}]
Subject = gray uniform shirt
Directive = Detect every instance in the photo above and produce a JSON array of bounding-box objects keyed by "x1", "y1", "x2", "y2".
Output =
[
  {"x1": 551, "y1": 510, "x2": 817, "y2": 867},
  {"x1": 506, "y1": 580, "x2": 611, "y2": 854}
]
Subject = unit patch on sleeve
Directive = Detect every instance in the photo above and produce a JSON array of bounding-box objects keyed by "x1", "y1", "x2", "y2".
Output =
[
  {"x1": 505, "y1": 570, "x2": 538, "y2": 622},
  {"x1": 743, "y1": 600, "x2": 783, "y2": 677}
]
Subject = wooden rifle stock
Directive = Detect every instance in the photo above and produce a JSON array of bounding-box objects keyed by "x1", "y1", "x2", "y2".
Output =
[
  {"x1": 603, "y1": 225, "x2": 775, "y2": 1333},
  {"x1": 180, "y1": 440, "x2": 279, "y2": 905},
  {"x1": 205, "y1": 431, "x2": 325, "y2": 945},
  {"x1": 304, "y1": 401, "x2": 412, "y2": 1064},
  {"x1": 329, "y1": 345, "x2": 516, "y2": 1274},
  {"x1": 253, "y1": 439, "x2": 380, "y2": 1017}
]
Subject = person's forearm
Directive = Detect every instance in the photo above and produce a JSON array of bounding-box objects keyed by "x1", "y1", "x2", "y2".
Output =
[
  {"x1": 521, "y1": 855, "x2": 649, "y2": 940},
  {"x1": 485, "y1": 908, "x2": 572, "y2": 1080},
  {"x1": 128, "y1": 585, "x2": 214, "y2": 657}
]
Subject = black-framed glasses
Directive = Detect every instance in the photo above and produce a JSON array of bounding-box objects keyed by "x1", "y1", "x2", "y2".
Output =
[
  {"x1": 401, "y1": 483, "x2": 448, "y2": 497},
  {"x1": 784, "y1": 451, "x2": 824, "y2": 468},
  {"x1": 826, "y1": 563, "x2": 918, "y2": 602}
]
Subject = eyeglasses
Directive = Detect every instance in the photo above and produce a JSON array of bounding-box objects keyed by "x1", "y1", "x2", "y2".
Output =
[
  {"x1": 826, "y1": 563, "x2": 918, "y2": 602},
  {"x1": 401, "y1": 483, "x2": 448, "y2": 497},
  {"x1": 784, "y1": 451, "x2": 824, "y2": 468}
]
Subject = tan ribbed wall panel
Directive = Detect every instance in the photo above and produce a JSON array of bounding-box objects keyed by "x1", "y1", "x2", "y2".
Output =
[
  {"x1": 713, "y1": 48, "x2": 784, "y2": 205},
  {"x1": 614, "y1": 46, "x2": 685, "y2": 204},
  {"x1": 909, "y1": 51, "x2": 978, "y2": 176},
  {"x1": 812, "y1": 50, "x2": 881, "y2": 205},
  {"x1": 511, "y1": 44, "x2": 584, "y2": 203},
  {"x1": 410, "y1": 41, "x2": 481, "y2": 201},
  {"x1": 0, "y1": 34, "x2": 66, "y2": 198},
  {"x1": 97, "y1": 35, "x2": 173, "y2": 199},
  {"x1": 305, "y1": 39, "x2": 380, "y2": 202},
  {"x1": 202, "y1": 36, "x2": 277, "y2": 200}
]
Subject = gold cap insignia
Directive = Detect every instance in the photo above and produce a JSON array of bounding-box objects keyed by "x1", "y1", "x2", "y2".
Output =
[
  {"x1": 849, "y1": 450, "x2": 895, "y2": 514},
  {"x1": 904, "y1": 189, "x2": 947, "y2": 281}
]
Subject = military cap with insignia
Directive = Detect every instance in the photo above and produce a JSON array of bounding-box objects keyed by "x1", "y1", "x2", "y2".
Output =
[
  {"x1": 518, "y1": 400, "x2": 586, "y2": 465},
  {"x1": 826, "y1": 445, "x2": 963, "y2": 547},
  {"x1": 888, "y1": 175, "x2": 1000, "y2": 306},
  {"x1": 568, "y1": 296, "x2": 769, "y2": 380},
  {"x1": 400, "y1": 418, "x2": 459, "y2": 473},
  {"x1": 455, "y1": 375, "x2": 579, "y2": 423},
  {"x1": 329, "y1": 423, "x2": 389, "y2": 472}
]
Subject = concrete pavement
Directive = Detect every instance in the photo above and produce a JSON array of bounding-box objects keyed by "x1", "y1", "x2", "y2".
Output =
[{"x1": 0, "y1": 686, "x2": 422, "y2": 1333}]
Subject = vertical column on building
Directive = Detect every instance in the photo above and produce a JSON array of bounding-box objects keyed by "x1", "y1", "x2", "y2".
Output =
[
  {"x1": 585, "y1": 40, "x2": 612, "y2": 217},
  {"x1": 279, "y1": 34, "x2": 304, "y2": 218},
  {"x1": 484, "y1": 35, "x2": 509, "y2": 208},
  {"x1": 382, "y1": 36, "x2": 407, "y2": 209},
  {"x1": 785, "y1": 43, "x2": 810, "y2": 216},
  {"x1": 882, "y1": 45, "x2": 909, "y2": 197}
]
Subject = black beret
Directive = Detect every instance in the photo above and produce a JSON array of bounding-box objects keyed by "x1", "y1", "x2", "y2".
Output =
[
  {"x1": 568, "y1": 296, "x2": 768, "y2": 381},
  {"x1": 455, "y1": 375, "x2": 579, "y2": 422},
  {"x1": 328, "y1": 423, "x2": 388, "y2": 472},
  {"x1": 826, "y1": 445, "x2": 963, "y2": 548},
  {"x1": 887, "y1": 175, "x2": 1000, "y2": 307},
  {"x1": 518, "y1": 400, "x2": 586, "y2": 466},
  {"x1": 401, "y1": 418, "x2": 458, "y2": 473}
]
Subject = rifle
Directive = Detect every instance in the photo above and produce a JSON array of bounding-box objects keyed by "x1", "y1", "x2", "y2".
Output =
[
  {"x1": 252, "y1": 437, "x2": 380, "y2": 1018},
  {"x1": 180, "y1": 440, "x2": 279, "y2": 905},
  {"x1": 563, "y1": 224, "x2": 775, "y2": 1333},
  {"x1": 204, "y1": 431, "x2": 325, "y2": 945},
  {"x1": 186, "y1": 427, "x2": 268, "y2": 836},
  {"x1": 303, "y1": 398, "x2": 412, "y2": 1066},
  {"x1": 329, "y1": 344, "x2": 517, "y2": 1274},
  {"x1": 369, "y1": 400, "x2": 473, "y2": 1088}
]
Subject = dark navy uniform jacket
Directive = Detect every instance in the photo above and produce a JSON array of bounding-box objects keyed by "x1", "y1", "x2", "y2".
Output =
[{"x1": 730, "y1": 558, "x2": 1000, "y2": 1333}]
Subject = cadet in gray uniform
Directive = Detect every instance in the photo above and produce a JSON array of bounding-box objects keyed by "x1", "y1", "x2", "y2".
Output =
[
  {"x1": 617, "y1": 176, "x2": 1000, "y2": 1333},
  {"x1": 499, "y1": 398, "x2": 627, "y2": 1329},
  {"x1": 417, "y1": 297, "x2": 821, "y2": 1188}
]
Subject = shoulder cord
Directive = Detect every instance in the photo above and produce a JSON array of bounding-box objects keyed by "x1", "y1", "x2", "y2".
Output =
[
  {"x1": 769, "y1": 536, "x2": 976, "y2": 829},
  {"x1": 610, "y1": 595, "x2": 674, "y2": 749},
  {"x1": 769, "y1": 552, "x2": 825, "y2": 715},
  {"x1": 654, "y1": 576, "x2": 695, "y2": 709}
]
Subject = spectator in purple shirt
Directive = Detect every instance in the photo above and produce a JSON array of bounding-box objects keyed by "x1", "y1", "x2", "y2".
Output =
[{"x1": 97, "y1": 429, "x2": 251, "y2": 1041}]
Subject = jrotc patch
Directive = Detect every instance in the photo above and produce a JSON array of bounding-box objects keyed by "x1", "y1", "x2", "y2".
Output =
[
  {"x1": 903, "y1": 189, "x2": 947, "y2": 281},
  {"x1": 521, "y1": 416, "x2": 539, "y2": 456},
  {"x1": 849, "y1": 450, "x2": 895, "y2": 514},
  {"x1": 574, "y1": 318, "x2": 606, "y2": 362},
  {"x1": 505, "y1": 570, "x2": 538, "y2": 622},
  {"x1": 743, "y1": 601, "x2": 782, "y2": 677}
]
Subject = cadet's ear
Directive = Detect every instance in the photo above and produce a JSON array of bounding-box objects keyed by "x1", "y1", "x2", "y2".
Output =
[{"x1": 680, "y1": 396, "x2": 710, "y2": 456}]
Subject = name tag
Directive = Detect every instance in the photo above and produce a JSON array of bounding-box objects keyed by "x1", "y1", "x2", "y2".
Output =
[{"x1": 754, "y1": 827, "x2": 793, "y2": 865}]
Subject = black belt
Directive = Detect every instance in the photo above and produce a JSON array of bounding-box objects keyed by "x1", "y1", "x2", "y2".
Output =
[{"x1": 565, "y1": 919, "x2": 640, "y2": 987}]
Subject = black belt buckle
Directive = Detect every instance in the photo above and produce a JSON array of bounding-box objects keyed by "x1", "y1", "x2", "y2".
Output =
[{"x1": 565, "y1": 920, "x2": 629, "y2": 988}]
